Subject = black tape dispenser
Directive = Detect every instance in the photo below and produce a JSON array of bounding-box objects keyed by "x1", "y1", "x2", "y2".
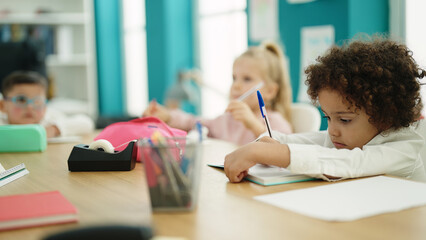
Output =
[{"x1": 67, "y1": 139, "x2": 137, "y2": 171}]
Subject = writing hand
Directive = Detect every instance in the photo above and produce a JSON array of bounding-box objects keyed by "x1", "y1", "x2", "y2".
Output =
[
  {"x1": 225, "y1": 141, "x2": 291, "y2": 183},
  {"x1": 256, "y1": 136, "x2": 279, "y2": 144},
  {"x1": 224, "y1": 142, "x2": 258, "y2": 183}
]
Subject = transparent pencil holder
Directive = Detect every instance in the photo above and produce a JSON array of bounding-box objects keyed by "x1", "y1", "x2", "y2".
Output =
[{"x1": 138, "y1": 137, "x2": 202, "y2": 212}]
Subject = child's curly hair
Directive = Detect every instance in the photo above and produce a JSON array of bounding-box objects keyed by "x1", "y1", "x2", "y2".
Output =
[{"x1": 305, "y1": 35, "x2": 425, "y2": 131}]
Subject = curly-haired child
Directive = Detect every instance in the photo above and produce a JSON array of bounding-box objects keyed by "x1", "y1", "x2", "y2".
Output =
[{"x1": 224, "y1": 36, "x2": 426, "y2": 182}]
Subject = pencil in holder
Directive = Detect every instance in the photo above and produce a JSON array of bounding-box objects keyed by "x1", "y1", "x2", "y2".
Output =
[{"x1": 138, "y1": 137, "x2": 202, "y2": 211}]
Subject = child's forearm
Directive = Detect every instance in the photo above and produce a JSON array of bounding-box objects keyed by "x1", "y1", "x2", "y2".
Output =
[{"x1": 254, "y1": 142, "x2": 291, "y2": 168}]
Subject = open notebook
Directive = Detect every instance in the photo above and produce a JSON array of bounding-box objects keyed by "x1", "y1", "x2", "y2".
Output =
[{"x1": 208, "y1": 163, "x2": 314, "y2": 186}]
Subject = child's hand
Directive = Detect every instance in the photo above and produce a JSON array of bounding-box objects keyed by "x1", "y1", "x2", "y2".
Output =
[
  {"x1": 257, "y1": 136, "x2": 279, "y2": 144},
  {"x1": 226, "y1": 100, "x2": 264, "y2": 135},
  {"x1": 45, "y1": 125, "x2": 60, "y2": 138},
  {"x1": 225, "y1": 141, "x2": 291, "y2": 183},
  {"x1": 224, "y1": 142, "x2": 259, "y2": 183},
  {"x1": 142, "y1": 100, "x2": 171, "y2": 123}
]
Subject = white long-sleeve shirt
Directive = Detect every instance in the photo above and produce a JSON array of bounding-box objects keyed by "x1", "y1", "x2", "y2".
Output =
[
  {"x1": 0, "y1": 107, "x2": 94, "y2": 137},
  {"x1": 270, "y1": 124, "x2": 426, "y2": 182}
]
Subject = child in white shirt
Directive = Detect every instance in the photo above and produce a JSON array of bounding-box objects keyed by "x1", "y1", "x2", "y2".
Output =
[
  {"x1": 0, "y1": 71, "x2": 94, "y2": 138},
  {"x1": 224, "y1": 36, "x2": 426, "y2": 182}
]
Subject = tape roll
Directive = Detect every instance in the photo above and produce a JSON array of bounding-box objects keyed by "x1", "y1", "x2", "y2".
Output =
[{"x1": 88, "y1": 139, "x2": 115, "y2": 153}]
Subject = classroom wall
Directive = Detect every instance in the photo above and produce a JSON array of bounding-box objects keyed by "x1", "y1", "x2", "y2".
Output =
[{"x1": 348, "y1": 0, "x2": 389, "y2": 37}]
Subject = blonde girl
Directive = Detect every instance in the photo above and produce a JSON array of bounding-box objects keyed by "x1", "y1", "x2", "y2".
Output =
[{"x1": 143, "y1": 41, "x2": 293, "y2": 145}]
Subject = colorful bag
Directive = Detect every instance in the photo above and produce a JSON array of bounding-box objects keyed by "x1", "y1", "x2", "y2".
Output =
[{"x1": 94, "y1": 116, "x2": 187, "y2": 161}]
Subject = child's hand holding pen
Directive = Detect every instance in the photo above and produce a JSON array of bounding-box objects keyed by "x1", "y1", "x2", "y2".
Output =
[
  {"x1": 226, "y1": 100, "x2": 266, "y2": 137},
  {"x1": 142, "y1": 99, "x2": 171, "y2": 123},
  {"x1": 226, "y1": 81, "x2": 267, "y2": 137}
]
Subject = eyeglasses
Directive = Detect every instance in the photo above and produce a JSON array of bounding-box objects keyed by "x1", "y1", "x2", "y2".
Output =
[{"x1": 5, "y1": 95, "x2": 47, "y2": 109}]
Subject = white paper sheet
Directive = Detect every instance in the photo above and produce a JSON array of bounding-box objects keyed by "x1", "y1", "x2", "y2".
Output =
[{"x1": 254, "y1": 176, "x2": 426, "y2": 221}]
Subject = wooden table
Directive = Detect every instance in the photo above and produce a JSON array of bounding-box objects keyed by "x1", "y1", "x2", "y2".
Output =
[
  {"x1": 0, "y1": 134, "x2": 151, "y2": 239},
  {"x1": 1, "y1": 135, "x2": 426, "y2": 240}
]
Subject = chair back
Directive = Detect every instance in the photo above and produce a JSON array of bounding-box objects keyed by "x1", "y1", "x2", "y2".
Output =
[{"x1": 291, "y1": 103, "x2": 321, "y2": 133}]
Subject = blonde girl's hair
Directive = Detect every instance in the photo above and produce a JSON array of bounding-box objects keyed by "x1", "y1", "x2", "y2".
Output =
[{"x1": 237, "y1": 41, "x2": 293, "y2": 124}]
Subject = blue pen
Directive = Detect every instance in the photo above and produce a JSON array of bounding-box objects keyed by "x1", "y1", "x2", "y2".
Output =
[
  {"x1": 257, "y1": 90, "x2": 272, "y2": 138},
  {"x1": 196, "y1": 121, "x2": 202, "y2": 142}
]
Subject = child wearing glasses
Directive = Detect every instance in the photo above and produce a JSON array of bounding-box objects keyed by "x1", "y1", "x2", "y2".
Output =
[
  {"x1": 225, "y1": 36, "x2": 426, "y2": 182},
  {"x1": 0, "y1": 71, "x2": 94, "y2": 138}
]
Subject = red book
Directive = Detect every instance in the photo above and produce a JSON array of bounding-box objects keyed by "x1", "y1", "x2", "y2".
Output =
[{"x1": 0, "y1": 191, "x2": 78, "y2": 231}]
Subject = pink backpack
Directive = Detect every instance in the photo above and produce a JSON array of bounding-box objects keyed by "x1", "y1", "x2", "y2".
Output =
[{"x1": 94, "y1": 116, "x2": 187, "y2": 161}]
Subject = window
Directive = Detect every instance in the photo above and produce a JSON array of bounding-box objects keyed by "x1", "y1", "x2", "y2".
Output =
[
  {"x1": 121, "y1": 0, "x2": 148, "y2": 116},
  {"x1": 196, "y1": 1, "x2": 247, "y2": 118}
]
